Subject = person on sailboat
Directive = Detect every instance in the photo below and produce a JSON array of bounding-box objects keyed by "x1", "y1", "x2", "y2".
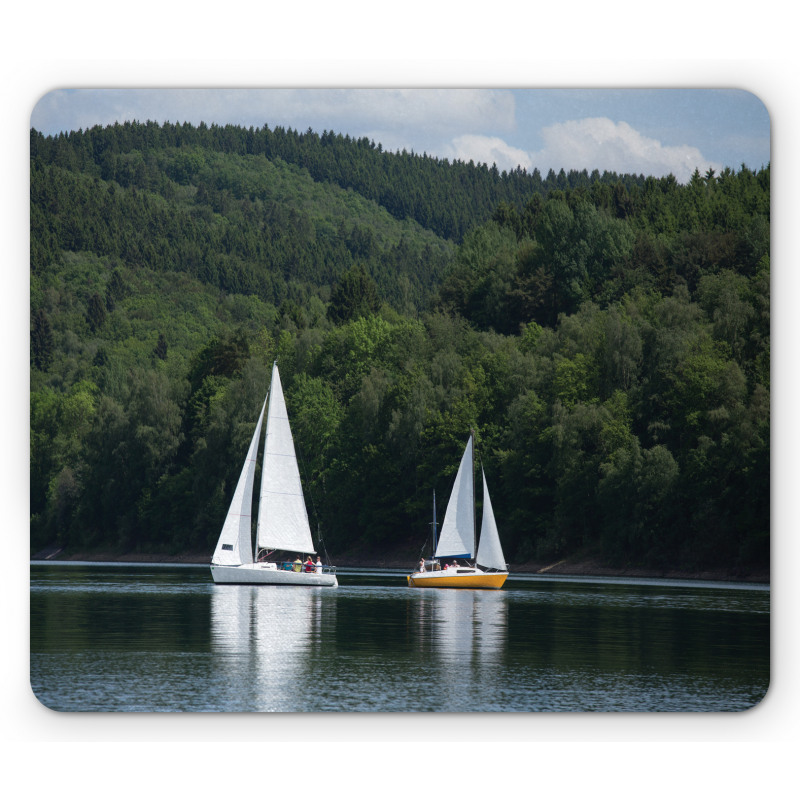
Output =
[
  {"x1": 304, "y1": 557, "x2": 314, "y2": 573},
  {"x1": 315, "y1": 557, "x2": 323, "y2": 574},
  {"x1": 419, "y1": 559, "x2": 426, "y2": 573},
  {"x1": 293, "y1": 558, "x2": 302, "y2": 572}
]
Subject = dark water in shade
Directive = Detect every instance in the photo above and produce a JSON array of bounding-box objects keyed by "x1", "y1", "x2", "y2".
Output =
[{"x1": 29, "y1": 564, "x2": 769, "y2": 712}]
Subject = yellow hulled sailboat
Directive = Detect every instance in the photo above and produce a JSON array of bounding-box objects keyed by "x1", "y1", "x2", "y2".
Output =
[{"x1": 407, "y1": 432, "x2": 508, "y2": 590}]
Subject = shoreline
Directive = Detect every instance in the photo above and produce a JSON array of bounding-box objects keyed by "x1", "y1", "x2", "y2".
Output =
[{"x1": 31, "y1": 547, "x2": 770, "y2": 584}]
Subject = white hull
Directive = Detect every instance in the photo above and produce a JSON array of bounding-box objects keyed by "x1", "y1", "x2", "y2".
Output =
[{"x1": 210, "y1": 563, "x2": 338, "y2": 587}]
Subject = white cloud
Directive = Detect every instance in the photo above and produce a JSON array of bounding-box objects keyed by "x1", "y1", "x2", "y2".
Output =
[
  {"x1": 433, "y1": 118, "x2": 719, "y2": 183},
  {"x1": 532, "y1": 117, "x2": 721, "y2": 183},
  {"x1": 32, "y1": 87, "x2": 516, "y2": 136},
  {"x1": 444, "y1": 134, "x2": 533, "y2": 172},
  {"x1": 303, "y1": 89, "x2": 516, "y2": 133}
]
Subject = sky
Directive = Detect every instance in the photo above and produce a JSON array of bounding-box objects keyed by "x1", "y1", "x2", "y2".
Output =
[{"x1": 30, "y1": 88, "x2": 770, "y2": 185}]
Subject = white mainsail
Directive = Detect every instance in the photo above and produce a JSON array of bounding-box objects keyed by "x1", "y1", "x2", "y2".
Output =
[
  {"x1": 211, "y1": 397, "x2": 267, "y2": 566},
  {"x1": 257, "y1": 362, "x2": 315, "y2": 554},
  {"x1": 476, "y1": 468, "x2": 506, "y2": 571},
  {"x1": 434, "y1": 436, "x2": 475, "y2": 560}
]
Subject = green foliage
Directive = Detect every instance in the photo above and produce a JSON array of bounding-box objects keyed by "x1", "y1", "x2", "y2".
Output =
[
  {"x1": 86, "y1": 293, "x2": 106, "y2": 332},
  {"x1": 327, "y1": 263, "x2": 381, "y2": 324},
  {"x1": 31, "y1": 308, "x2": 54, "y2": 369},
  {"x1": 598, "y1": 440, "x2": 679, "y2": 562},
  {"x1": 29, "y1": 121, "x2": 770, "y2": 575}
]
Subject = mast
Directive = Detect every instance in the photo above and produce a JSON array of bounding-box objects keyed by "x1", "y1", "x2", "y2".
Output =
[
  {"x1": 431, "y1": 489, "x2": 438, "y2": 556},
  {"x1": 470, "y1": 428, "x2": 477, "y2": 564},
  {"x1": 254, "y1": 364, "x2": 274, "y2": 562}
]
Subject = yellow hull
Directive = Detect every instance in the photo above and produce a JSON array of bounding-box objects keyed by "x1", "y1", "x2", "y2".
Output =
[{"x1": 407, "y1": 571, "x2": 507, "y2": 589}]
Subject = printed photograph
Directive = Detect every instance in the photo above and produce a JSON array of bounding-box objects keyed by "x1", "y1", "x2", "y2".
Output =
[{"x1": 29, "y1": 88, "x2": 770, "y2": 713}]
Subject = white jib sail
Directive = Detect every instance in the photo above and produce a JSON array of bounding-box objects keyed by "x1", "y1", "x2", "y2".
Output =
[
  {"x1": 435, "y1": 436, "x2": 475, "y2": 560},
  {"x1": 211, "y1": 397, "x2": 267, "y2": 566},
  {"x1": 476, "y1": 468, "x2": 507, "y2": 571},
  {"x1": 257, "y1": 363, "x2": 315, "y2": 554}
]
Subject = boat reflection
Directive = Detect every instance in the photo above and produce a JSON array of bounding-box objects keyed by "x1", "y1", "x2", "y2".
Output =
[
  {"x1": 424, "y1": 589, "x2": 508, "y2": 661},
  {"x1": 210, "y1": 585, "x2": 330, "y2": 711},
  {"x1": 410, "y1": 589, "x2": 508, "y2": 707}
]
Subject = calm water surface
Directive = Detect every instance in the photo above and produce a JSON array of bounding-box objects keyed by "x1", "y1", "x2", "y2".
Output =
[{"x1": 29, "y1": 564, "x2": 769, "y2": 712}]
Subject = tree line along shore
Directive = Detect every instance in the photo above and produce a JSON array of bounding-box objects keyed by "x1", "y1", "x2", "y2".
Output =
[{"x1": 30, "y1": 122, "x2": 769, "y2": 580}]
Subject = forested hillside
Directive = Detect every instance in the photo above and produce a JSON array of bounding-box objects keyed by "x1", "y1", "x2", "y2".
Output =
[{"x1": 30, "y1": 121, "x2": 770, "y2": 574}]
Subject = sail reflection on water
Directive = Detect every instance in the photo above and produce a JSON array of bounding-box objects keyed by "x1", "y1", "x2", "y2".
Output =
[
  {"x1": 430, "y1": 590, "x2": 508, "y2": 661},
  {"x1": 414, "y1": 590, "x2": 508, "y2": 707},
  {"x1": 210, "y1": 586, "x2": 329, "y2": 711}
]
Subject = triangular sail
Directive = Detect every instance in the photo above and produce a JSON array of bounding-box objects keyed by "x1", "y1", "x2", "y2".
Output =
[
  {"x1": 211, "y1": 397, "x2": 267, "y2": 566},
  {"x1": 476, "y1": 468, "x2": 506, "y2": 571},
  {"x1": 257, "y1": 362, "x2": 315, "y2": 554},
  {"x1": 435, "y1": 436, "x2": 474, "y2": 560}
]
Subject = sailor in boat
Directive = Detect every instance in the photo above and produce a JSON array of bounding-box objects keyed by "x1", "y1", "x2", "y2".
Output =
[
  {"x1": 315, "y1": 557, "x2": 323, "y2": 574},
  {"x1": 304, "y1": 557, "x2": 314, "y2": 572},
  {"x1": 293, "y1": 558, "x2": 302, "y2": 572},
  {"x1": 419, "y1": 558, "x2": 426, "y2": 573}
]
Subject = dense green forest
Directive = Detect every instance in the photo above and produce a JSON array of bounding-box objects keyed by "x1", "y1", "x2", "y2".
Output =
[{"x1": 30, "y1": 122, "x2": 770, "y2": 574}]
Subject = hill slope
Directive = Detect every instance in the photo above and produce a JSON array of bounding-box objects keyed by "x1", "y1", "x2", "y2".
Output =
[{"x1": 30, "y1": 122, "x2": 770, "y2": 577}]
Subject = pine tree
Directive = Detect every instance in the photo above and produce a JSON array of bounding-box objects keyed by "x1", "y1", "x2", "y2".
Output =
[
  {"x1": 87, "y1": 293, "x2": 106, "y2": 332},
  {"x1": 327, "y1": 264, "x2": 381, "y2": 324},
  {"x1": 31, "y1": 308, "x2": 54, "y2": 369},
  {"x1": 153, "y1": 333, "x2": 168, "y2": 361},
  {"x1": 106, "y1": 268, "x2": 126, "y2": 311}
]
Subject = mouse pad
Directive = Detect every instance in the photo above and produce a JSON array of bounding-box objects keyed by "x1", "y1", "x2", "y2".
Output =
[{"x1": 29, "y1": 88, "x2": 770, "y2": 712}]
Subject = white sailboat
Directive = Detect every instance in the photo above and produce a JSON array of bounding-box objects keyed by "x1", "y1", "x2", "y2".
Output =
[
  {"x1": 407, "y1": 432, "x2": 508, "y2": 589},
  {"x1": 210, "y1": 362, "x2": 338, "y2": 586}
]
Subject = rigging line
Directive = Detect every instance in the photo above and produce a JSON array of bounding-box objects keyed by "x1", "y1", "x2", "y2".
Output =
[{"x1": 417, "y1": 541, "x2": 429, "y2": 564}]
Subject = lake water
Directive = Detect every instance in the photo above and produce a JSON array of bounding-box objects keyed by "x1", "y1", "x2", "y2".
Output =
[{"x1": 29, "y1": 564, "x2": 769, "y2": 712}]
